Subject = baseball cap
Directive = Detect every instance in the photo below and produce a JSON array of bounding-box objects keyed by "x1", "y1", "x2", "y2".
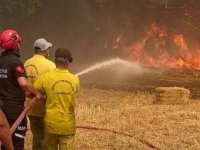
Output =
[{"x1": 34, "y1": 38, "x2": 52, "y2": 51}]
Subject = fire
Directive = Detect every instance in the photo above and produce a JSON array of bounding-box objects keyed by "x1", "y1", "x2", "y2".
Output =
[
  {"x1": 116, "y1": 36, "x2": 121, "y2": 43},
  {"x1": 113, "y1": 36, "x2": 122, "y2": 49},
  {"x1": 123, "y1": 21, "x2": 200, "y2": 70},
  {"x1": 173, "y1": 35, "x2": 191, "y2": 59}
]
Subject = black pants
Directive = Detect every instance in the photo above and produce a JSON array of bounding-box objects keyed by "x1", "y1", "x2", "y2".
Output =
[{"x1": 1, "y1": 102, "x2": 27, "y2": 150}]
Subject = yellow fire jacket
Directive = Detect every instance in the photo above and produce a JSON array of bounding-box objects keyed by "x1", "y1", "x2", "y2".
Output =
[
  {"x1": 24, "y1": 54, "x2": 56, "y2": 117},
  {"x1": 34, "y1": 68, "x2": 79, "y2": 135}
]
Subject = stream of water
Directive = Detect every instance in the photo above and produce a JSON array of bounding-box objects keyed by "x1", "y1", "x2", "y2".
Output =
[{"x1": 76, "y1": 58, "x2": 139, "y2": 76}]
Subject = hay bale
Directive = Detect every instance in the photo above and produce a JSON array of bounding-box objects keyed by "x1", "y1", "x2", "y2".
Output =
[{"x1": 155, "y1": 87, "x2": 190, "y2": 104}]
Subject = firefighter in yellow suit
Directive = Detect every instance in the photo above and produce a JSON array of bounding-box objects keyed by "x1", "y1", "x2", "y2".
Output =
[
  {"x1": 34, "y1": 48, "x2": 79, "y2": 150},
  {"x1": 24, "y1": 38, "x2": 56, "y2": 150}
]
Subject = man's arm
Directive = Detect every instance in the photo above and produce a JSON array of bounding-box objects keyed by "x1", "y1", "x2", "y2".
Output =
[
  {"x1": 17, "y1": 77, "x2": 42, "y2": 100},
  {"x1": 12, "y1": 60, "x2": 42, "y2": 99},
  {"x1": 0, "y1": 109, "x2": 13, "y2": 150}
]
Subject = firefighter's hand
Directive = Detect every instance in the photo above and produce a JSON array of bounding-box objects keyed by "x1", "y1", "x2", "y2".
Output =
[
  {"x1": 41, "y1": 94, "x2": 47, "y2": 100},
  {"x1": 35, "y1": 91, "x2": 42, "y2": 100},
  {"x1": 25, "y1": 91, "x2": 34, "y2": 99}
]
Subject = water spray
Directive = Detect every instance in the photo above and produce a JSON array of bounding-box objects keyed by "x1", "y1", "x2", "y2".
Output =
[{"x1": 76, "y1": 57, "x2": 141, "y2": 76}]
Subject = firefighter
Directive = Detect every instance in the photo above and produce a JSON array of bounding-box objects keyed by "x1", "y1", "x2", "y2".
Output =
[
  {"x1": 24, "y1": 38, "x2": 56, "y2": 150},
  {"x1": 0, "y1": 29, "x2": 42, "y2": 150},
  {"x1": 34, "y1": 48, "x2": 79, "y2": 150}
]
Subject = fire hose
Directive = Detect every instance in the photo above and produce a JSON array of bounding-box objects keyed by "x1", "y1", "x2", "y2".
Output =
[
  {"x1": 0, "y1": 97, "x2": 160, "y2": 150},
  {"x1": 76, "y1": 125, "x2": 160, "y2": 150},
  {"x1": 10, "y1": 97, "x2": 38, "y2": 134}
]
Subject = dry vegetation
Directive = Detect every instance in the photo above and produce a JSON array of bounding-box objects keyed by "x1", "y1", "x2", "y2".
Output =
[
  {"x1": 25, "y1": 87, "x2": 200, "y2": 150},
  {"x1": 155, "y1": 87, "x2": 190, "y2": 105}
]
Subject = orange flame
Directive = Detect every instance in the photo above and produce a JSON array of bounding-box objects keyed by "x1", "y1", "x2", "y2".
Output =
[
  {"x1": 123, "y1": 22, "x2": 200, "y2": 70},
  {"x1": 113, "y1": 36, "x2": 122, "y2": 49}
]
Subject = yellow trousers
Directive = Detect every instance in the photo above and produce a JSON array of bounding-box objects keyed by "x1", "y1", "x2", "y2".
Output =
[{"x1": 44, "y1": 133, "x2": 75, "y2": 150}]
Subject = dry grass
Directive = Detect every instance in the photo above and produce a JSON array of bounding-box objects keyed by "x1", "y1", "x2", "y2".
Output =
[
  {"x1": 25, "y1": 88, "x2": 200, "y2": 150},
  {"x1": 155, "y1": 87, "x2": 190, "y2": 104}
]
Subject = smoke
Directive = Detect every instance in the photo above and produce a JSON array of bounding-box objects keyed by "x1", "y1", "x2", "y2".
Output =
[{"x1": 1, "y1": 0, "x2": 199, "y2": 71}]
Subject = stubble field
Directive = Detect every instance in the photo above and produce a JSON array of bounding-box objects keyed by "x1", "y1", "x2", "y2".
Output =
[
  {"x1": 25, "y1": 86, "x2": 200, "y2": 149},
  {"x1": 24, "y1": 66, "x2": 200, "y2": 149}
]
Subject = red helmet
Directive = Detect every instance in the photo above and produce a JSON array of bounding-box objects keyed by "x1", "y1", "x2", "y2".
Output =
[{"x1": 0, "y1": 30, "x2": 22, "y2": 50}]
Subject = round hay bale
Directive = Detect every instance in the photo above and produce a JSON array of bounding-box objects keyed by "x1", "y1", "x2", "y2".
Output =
[{"x1": 155, "y1": 87, "x2": 190, "y2": 105}]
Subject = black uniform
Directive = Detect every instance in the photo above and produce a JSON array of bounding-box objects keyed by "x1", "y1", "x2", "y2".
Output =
[{"x1": 0, "y1": 50, "x2": 27, "y2": 150}]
